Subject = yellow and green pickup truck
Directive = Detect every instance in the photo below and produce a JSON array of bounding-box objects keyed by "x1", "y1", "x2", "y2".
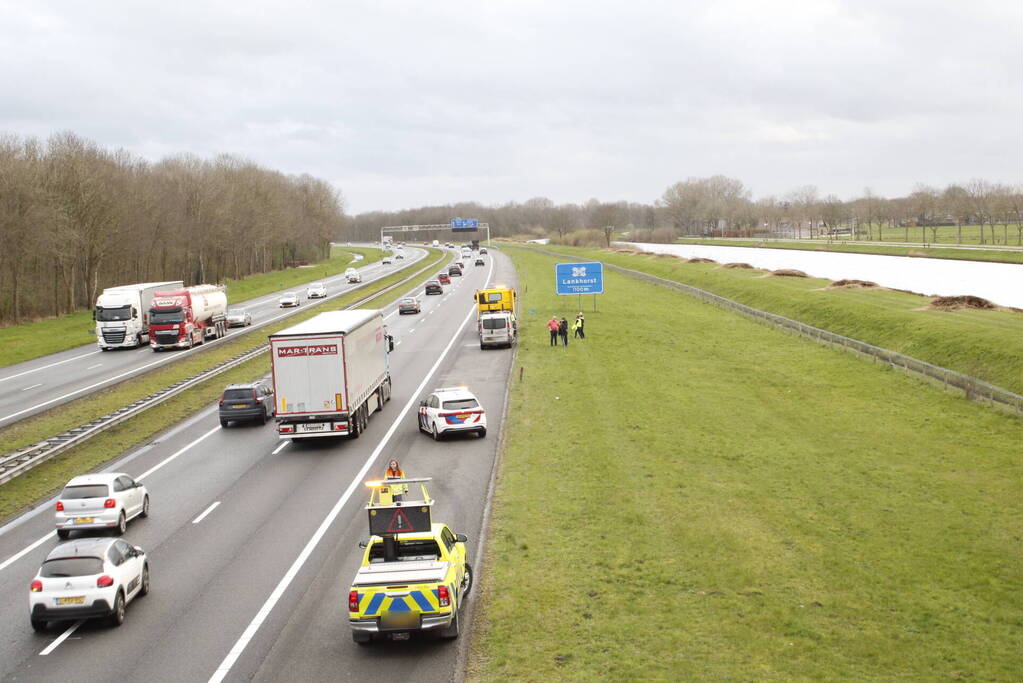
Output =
[{"x1": 348, "y1": 523, "x2": 472, "y2": 643}]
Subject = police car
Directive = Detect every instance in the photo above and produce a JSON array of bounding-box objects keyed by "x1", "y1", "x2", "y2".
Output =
[{"x1": 416, "y1": 387, "x2": 487, "y2": 440}]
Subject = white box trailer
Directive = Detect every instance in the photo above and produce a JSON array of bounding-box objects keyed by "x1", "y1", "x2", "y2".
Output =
[{"x1": 269, "y1": 310, "x2": 393, "y2": 440}]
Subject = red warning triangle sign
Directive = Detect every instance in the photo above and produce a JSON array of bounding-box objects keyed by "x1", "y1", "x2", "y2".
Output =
[{"x1": 386, "y1": 508, "x2": 413, "y2": 533}]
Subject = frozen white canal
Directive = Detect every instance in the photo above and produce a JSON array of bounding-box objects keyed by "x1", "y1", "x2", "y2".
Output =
[{"x1": 621, "y1": 242, "x2": 1023, "y2": 309}]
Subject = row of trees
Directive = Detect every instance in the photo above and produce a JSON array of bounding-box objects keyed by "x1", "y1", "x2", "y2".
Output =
[
  {"x1": 351, "y1": 176, "x2": 1023, "y2": 248},
  {"x1": 0, "y1": 133, "x2": 345, "y2": 324}
]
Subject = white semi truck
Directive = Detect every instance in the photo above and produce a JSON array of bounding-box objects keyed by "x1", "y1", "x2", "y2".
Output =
[
  {"x1": 94, "y1": 281, "x2": 184, "y2": 350},
  {"x1": 269, "y1": 310, "x2": 393, "y2": 440}
]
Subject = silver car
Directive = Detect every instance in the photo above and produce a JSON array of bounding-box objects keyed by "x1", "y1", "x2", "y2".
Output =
[
  {"x1": 55, "y1": 473, "x2": 150, "y2": 538},
  {"x1": 226, "y1": 309, "x2": 252, "y2": 327}
]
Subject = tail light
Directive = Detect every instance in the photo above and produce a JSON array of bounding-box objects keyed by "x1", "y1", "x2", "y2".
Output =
[
  {"x1": 30, "y1": 580, "x2": 42, "y2": 592},
  {"x1": 437, "y1": 585, "x2": 450, "y2": 607},
  {"x1": 56, "y1": 501, "x2": 64, "y2": 511},
  {"x1": 253, "y1": 390, "x2": 259, "y2": 401},
  {"x1": 97, "y1": 575, "x2": 114, "y2": 588},
  {"x1": 279, "y1": 426, "x2": 294, "y2": 434},
  {"x1": 348, "y1": 591, "x2": 360, "y2": 612},
  {"x1": 219, "y1": 397, "x2": 224, "y2": 406},
  {"x1": 104, "y1": 498, "x2": 116, "y2": 508}
]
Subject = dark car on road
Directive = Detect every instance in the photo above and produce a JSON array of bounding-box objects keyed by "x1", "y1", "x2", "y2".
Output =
[
  {"x1": 398, "y1": 297, "x2": 422, "y2": 314},
  {"x1": 448, "y1": 264, "x2": 462, "y2": 277},
  {"x1": 474, "y1": 258, "x2": 484, "y2": 266},
  {"x1": 424, "y1": 280, "x2": 443, "y2": 295},
  {"x1": 219, "y1": 382, "x2": 274, "y2": 427}
]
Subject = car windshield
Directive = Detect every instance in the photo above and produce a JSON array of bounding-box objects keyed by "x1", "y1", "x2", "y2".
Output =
[
  {"x1": 443, "y1": 398, "x2": 479, "y2": 410},
  {"x1": 482, "y1": 317, "x2": 506, "y2": 329},
  {"x1": 150, "y1": 309, "x2": 183, "y2": 324},
  {"x1": 61, "y1": 484, "x2": 109, "y2": 499},
  {"x1": 223, "y1": 389, "x2": 253, "y2": 400},
  {"x1": 96, "y1": 305, "x2": 131, "y2": 322},
  {"x1": 401, "y1": 299, "x2": 416, "y2": 305},
  {"x1": 41, "y1": 557, "x2": 104, "y2": 577}
]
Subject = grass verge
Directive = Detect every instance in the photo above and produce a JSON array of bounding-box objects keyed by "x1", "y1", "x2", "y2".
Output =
[
  {"x1": 0, "y1": 246, "x2": 378, "y2": 369},
  {"x1": 0, "y1": 249, "x2": 447, "y2": 520},
  {"x1": 469, "y1": 248, "x2": 1023, "y2": 681},
  {"x1": 671, "y1": 237, "x2": 1023, "y2": 264},
  {"x1": 534, "y1": 245, "x2": 1023, "y2": 395}
]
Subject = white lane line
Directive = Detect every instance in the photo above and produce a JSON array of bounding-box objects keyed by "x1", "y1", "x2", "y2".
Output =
[
  {"x1": 208, "y1": 260, "x2": 492, "y2": 683},
  {"x1": 39, "y1": 620, "x2": 83, "y2": 656},
  {"x1": 271, "y1": 442, "x2": 289, "y2": 456},
  {"x1": 21, "y1": 383, "x2": 43, "y2": 391},
  {"x1": 0, "y1": 531, "x2": 54, "y2": 573},
  {"x1": 0, "y1": 351, "x2": 99, "y2": 384},
  {"x1": 192, "y1": 501, "x2": 222, "y2": 524},
  {"x1": 86, "y1": 363, "x2": 103, "y2": 370},
  {"x1": 137, "y1": 426, "x2": 220, "y2": 481}
]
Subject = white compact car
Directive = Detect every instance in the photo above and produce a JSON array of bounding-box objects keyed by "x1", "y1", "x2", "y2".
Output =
[
  {"x1": 345, "y1": 268, "x2": 362, "y2": 283},
  {"x1": 382, "y1": 256, "x2": 393, "y2": 265},
  {"x1": 30, "y1": 537, "x2": 149, "y2": 630},
  {"x1": 55, "y1": 473, "x2": 149, "y2": 538},
  {"x1": 226, "y1": 309, "x2": 252, "y2": 327},
  {"x1": 279, "y1": 293, "x2": 300, "y2": 308},
  {"x1": 417, "y1": 387, "x2": 487, "y2": 440},
  {"x1": 306, "y1": 283, "x2": 327, "y2": 299}
]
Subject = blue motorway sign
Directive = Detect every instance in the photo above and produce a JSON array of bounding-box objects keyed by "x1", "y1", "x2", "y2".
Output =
[
  {"x1": 450, "y1": 218, "x2": 479, "y2": 230},
  {"x1": 555, "y1": 262, "x2": 604, "y2": 295}
]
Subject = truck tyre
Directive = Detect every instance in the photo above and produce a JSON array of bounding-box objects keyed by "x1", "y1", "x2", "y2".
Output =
[
  {"x1": 350, "y1": 410, "x2": 361, "y2": 439},
  {"x1": 439, "y1": 610, "x2": 460, "y2": 640}
]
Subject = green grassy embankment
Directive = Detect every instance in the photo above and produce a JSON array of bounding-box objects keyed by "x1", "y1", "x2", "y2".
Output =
[
  {"x1": 537, "y1": 245, "x2": 1023, "y2": 395},
  {"x1": 669, "y1": 237, "x2": 1023, "y2": 264},
  {"x1": 0, "y1": 246, "x2": 378, "y2": 369},
  {"x1": 469, "y1": 248, "x2": 1023, "y2": 681},
  {"x1": 0, "y1": 249, "x2": 446, "y2": 521}
]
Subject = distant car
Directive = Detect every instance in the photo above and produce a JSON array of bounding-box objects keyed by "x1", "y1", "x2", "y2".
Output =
[
  {"x1": 30, "y1": 537, "x2": 149, "y2": 631},
  {"x1": 226, "y1": 309, "x2": 252, "y2": 327},
  {"x1": 417, "y1": 386, "x2": 487, "y2": 440},
  {"x1": 395, "y1": 253, "x2": 405, "y2": 260},
  {"x1": 454, "y1": 261, "x2": 465, "y2": 268},
  {"x1": 219, "y1": 381, "x2": 274, "y2": 427},
  {"x1": 398, "y1": 297, "x2": 422, "y2": 314},
  {"x1": 382, "y1": 256, "x2": 393, "y2": 265},
  {"x1": 306, "y1": 283, "x2": 327, "y2": 298},
  {"x1": 279, "y1": 293, "x2": 300, "y2": 308},
  {"x1": 345, "y1": 268, "x2": 362, "y2": 283},
  {"x1": 55, "y1": 473, "x2": 150, "y2": 539},
  {"x1": 475, "y1": 258, "x2": 485, "y2": 266},
  {"x1": 437, "y1": 273, "x2": 452, "y2": 285},
  {"x1": 480, "y1": 248, "x2": 487, "y2": 254},
  {"x1": 424, "y1": 280, "x2": 443, "y2": 295},
  {"x1": 448, "y1": 265, "x2": 462, "y2": 276}
]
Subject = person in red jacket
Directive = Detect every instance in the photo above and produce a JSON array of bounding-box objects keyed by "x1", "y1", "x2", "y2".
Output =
[{"x1": 547, "y1": 316, "x2": 560, "y2": 346}]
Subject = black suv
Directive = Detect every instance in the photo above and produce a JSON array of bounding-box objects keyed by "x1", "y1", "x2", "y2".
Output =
[{"x1": 219, "y1": 382, "x2": 274, "y2": 427}]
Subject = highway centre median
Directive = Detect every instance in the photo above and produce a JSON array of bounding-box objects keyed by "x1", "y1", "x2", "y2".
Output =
[{"x1": 468, "y1": 248, "x2": 1022, "y2": 680}]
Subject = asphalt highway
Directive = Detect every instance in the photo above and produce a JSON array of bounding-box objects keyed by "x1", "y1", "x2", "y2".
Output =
[
  {"x1": 0, "y1": 248, "x2": 429, "y2": 430},
  {"x1": 0, "y1": 248, "x2": 515, "y2": 682}
]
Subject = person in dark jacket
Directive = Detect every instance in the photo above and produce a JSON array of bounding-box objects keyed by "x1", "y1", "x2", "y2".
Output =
[{"x1": 558, "y1": 317, "x2": 569, "y2": 346}]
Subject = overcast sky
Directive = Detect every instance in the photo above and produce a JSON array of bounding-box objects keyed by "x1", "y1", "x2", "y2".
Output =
[{"x1": 2, "y1": 1, "x2": 1020, "y2": 213}]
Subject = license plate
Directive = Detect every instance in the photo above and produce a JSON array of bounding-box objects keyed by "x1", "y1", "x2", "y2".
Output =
[
  {"x1": 56, "y1": 596, "x2": 85, "y2": 605},
  {"x1": 457, "y1": 414, "x2": 470, "y2": 420},
  {"x1": 74, "y1": 517, "x2": 94, "y2": 524},
  {"x1": 391, "y1": 631, "x2": 410, "y2": 641},
  {"x1": 299, "y1": 423, "x2": 326, "y2": 432},
  {"x1": 232, "y1": 404, "x2": 247, "y2": 409}
]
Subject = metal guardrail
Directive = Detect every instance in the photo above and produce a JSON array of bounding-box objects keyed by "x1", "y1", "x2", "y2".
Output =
[
  {"x1": 526, "y1": 246, "x2": 1023, "y2": 416},
  {"x1": 0, "y1": 250, "x2": 448, "y2": 485}
]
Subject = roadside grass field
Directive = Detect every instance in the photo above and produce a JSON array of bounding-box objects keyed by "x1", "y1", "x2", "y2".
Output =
[
  {"x1": 0, "y1": 249, "x2": 446, "y2": 521},
  {"x1": 671, "y1": 237, "x2": 1023, "y2": 265},
  {"x1": 469, "y1": 248, "x2": 1023, "y2": 681},
  {"x1": 537, "y1": 245, "x2": 1023, "y2": 396},
  {"x1": 0, "y1": 246, "x2": 377, "y2": 369}
]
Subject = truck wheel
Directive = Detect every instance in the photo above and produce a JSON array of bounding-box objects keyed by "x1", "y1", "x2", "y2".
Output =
[
  {"x1": 439, "y1": 610, "x2": 460, "y2": 640},
  {"x1": 350, "y1": 411, "x2": 361, "y2": 439}
]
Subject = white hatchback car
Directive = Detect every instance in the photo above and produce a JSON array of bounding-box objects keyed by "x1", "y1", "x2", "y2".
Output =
[
  {"x1": 345, "y1": 268, "x2": 362, "y2": 283},
  {"x1": 306, "y1": 282, "x2": 327, "y2": 298},
  {"x1": 55, "y1": 473, "x2": 149, "y2": 538},
  {"x1": 417, "y1": 387, "x2": 487, "y2": 440},
  {"x1": 30, "y1": 537, "x2": 149, "y2": 631},
  {"x1": 279, "y1": 293, "x2": 300, "y2": 308}
]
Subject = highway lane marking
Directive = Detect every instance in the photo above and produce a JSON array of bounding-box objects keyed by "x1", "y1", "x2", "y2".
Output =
[
  {"x1": 192, "y1": 501, "x2": 222, "y2": 524},
  {"x1": 0, "y1": 254, "x2": 430, "y2": 425},
  {"x1": 271, "y1": 442, "x2": 289, "y2": 456},
  {"x1": 0, "y1": 531, "x2": 54, "y2": 573},
  {"x1": 21, "y1": 383, "x2": 43, "y2": 391},
  {"x1": 86, "y1": 363, "x2": 103, "y2": 369},
  {"x1": 137, "y1": 426, "x2": 221, "y2": 481},
  {"x1": 0, "y1": 350, "x2": 99, "y2": 384},
  {"x1": 39, "y1": 620, "x2": 83, "y2": 656},
  {"x1": 208, "y1": 259, "x2": 492, "y2": 683}
]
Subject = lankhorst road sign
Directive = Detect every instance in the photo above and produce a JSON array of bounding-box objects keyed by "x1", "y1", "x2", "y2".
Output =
[
  {"x1": 450, "y1": 218, "x2": 479, "y2": 230},
  {"x1": 555, "y1": 262, "x2": 604, "y2": 295}
]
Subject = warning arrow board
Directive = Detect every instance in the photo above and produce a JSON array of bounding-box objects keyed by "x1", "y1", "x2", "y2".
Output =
[
  {"x1": 368, "y1": 504, "x2": 432, "y2": 535},
  {"x1": 387, "y1": 508, "x2": 413, "y2": 533}
]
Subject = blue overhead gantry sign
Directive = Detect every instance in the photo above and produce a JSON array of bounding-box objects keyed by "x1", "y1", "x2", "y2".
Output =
[
  {"x1": 555, "y1": 262, "x2": 604, "y2": 295},
  {"x1": 450, "y1": 218, "x2": 479, "y2": 231}
]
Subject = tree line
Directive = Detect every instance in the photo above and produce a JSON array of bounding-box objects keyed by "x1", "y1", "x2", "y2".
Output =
[
  {"x1": 0, "y1": 133, "x2": 345, "y2": 324},
  {"x1": 351, "y1": 176, "x2": 1023, "y2": 247}
]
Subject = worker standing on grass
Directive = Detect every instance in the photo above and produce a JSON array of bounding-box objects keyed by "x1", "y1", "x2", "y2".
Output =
[
  {"x1": 559, "y1": 317, "x2": 569, "y2": 346},
  {"x1": 547, "y1": 316, "x2": 560, "y2": 346},
  {"x1": 385, "y1": 459, "x2": 408, "y2": 502},
  {"x1": 573, "y1": 313, "x2": 585, "y2": 339}
]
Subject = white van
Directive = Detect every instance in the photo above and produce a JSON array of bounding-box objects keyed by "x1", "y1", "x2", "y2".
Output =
[{"x1": 478, "y1": 311, "x2": 517, "y2": 349}]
